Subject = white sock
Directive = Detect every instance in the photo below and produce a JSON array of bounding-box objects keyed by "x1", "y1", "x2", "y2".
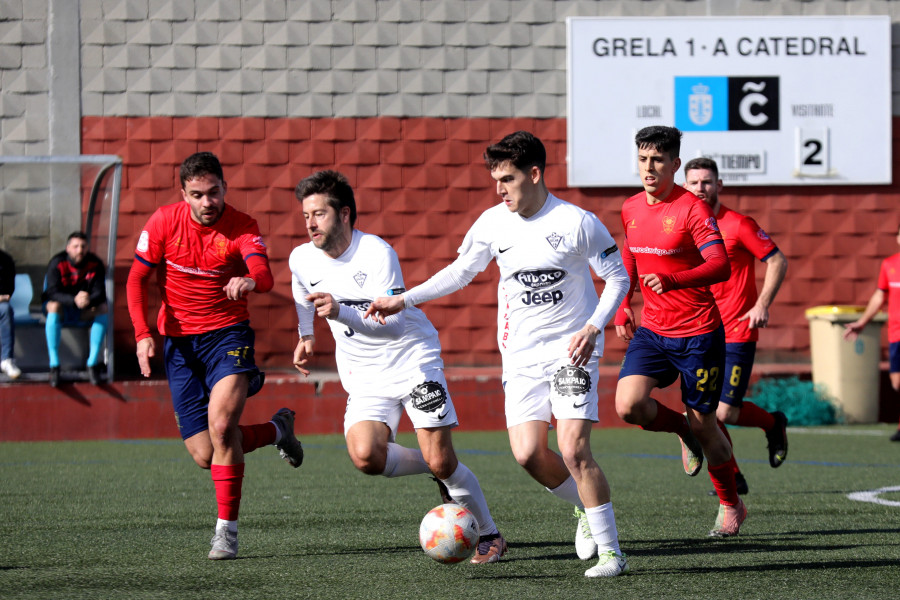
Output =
[
  {"x1": 441, "y1": 463, "x2": 498, "y2": 537},
  {"x1": 270, "y1": 420, "x2": 283, "y2": 445},
  {"x1": 546, "y1": 475, "x2": 584, "y2": 508},
  {"x1": 585, "y1": 503, "x2": 620, "y2": 554},
  {"x1": 216, "y1": 518, "x2": 237, "y2": 533},
  {"x1": 381, "y1": 442, "x2": 430, "y2": 478}
]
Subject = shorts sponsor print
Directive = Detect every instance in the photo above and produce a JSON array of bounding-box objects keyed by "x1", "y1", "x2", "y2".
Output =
[{"x1": 343, "y1": 368, "x2": 457, "y2": 435}]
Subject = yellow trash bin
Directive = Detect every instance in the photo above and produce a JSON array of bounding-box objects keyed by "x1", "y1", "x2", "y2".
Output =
[{"x1": 805, "y1": 305, "x2": 887, "y2": 424}]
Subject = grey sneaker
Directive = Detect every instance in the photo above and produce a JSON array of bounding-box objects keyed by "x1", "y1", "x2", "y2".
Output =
[
  {"x1": 574, "y1": 507, "x2": 597, "y2": 560},
  {"x1": 272, "y1": 408, "x2": 303, "y2": 468},
  {"x1": 584, "y1": 550, "x2": 629, "y2": 577},
  {"x1": 208, "y1": 528, "x2": 238, "y2": 560},
  {"x1": 678, "y1": 424, "x2": 704, "y2": 476},
  {"x1": 1, "y1": 358, "x2": 21, "y2": 380}
]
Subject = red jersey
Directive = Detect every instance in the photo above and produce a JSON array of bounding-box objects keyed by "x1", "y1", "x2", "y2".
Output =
[
  {"x1": 711, "y1": 205, "x2": 778, "y2": 343},
  {"x1": 620, "y1": 186, "x2": 724, "y2": 337},
  {"x1": 131, "y1": 202, "x2": 269, "y2": 337},
  {"x1": 877, "y1": 253, "x2": 900, "y2": 343}
]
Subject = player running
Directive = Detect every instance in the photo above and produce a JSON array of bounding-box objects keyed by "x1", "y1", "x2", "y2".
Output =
[
  {"x1": 614, "y1": 126, "x2": 746, "y2": 537},
  {"x1": 366, "y1": 131, "x2": 631, "y2": 577},
  {"x1": 127, "y1": 152, "x2": 303, "y2": 560},
  {"x1": 683, "y1": 157, "x2": 789, "y2": 490},
  {"x1": 291, "y1": 170, "x2": 504, "y2": 564}
]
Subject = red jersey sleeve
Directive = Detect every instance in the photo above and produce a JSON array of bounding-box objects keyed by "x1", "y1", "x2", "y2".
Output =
[{"x1": 736, "y1": 214, "x2": 778, "y2": 262}]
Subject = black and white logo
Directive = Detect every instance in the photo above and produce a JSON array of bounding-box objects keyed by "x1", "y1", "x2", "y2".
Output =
[
  {"x1": 553, "y1": 365, "x2": 591, "y2": 397},
  {"x1": 514, "y1": 268, "x2": 566, "y2": 290},
  {"x1": 411, "y1": 381, "x2": 448, "y2": 413}
]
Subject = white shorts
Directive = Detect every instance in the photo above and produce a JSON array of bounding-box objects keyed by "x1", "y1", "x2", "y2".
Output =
[
  {"x1": 343, "y1": 367, "x2": 459, "y2": 438},
  {"x1": 502, "y1": 358, "x2": 600, "y2": 428}
]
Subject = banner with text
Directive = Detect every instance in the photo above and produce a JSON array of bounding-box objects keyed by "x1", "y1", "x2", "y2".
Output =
[{"x1": 566, "y1": 16, "x2": 891, "y2": 186}]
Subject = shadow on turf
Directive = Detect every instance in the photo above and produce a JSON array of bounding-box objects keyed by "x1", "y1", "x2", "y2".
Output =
[{"x1": 648, "y1": 557, "x2": 899, "y2": 575}]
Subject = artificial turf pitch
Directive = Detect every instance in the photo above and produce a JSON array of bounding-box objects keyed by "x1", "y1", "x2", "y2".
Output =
[{"x1": 1, "y1": 425, "x2": 898, "y2": 599}]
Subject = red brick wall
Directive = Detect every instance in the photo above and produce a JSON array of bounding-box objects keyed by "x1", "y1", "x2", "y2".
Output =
[{"x1": 82, "y1": 116, "x2": 900, "y2": 376}]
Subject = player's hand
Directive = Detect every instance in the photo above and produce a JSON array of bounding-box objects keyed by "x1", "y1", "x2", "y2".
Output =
[
  {"x1": 615, "y1": 308, "x2": 636, "y2": 341},
  {"x1": 223, "y1": 276, "x2": 255, "y2": 300},
  {"x1": 364, "y1": 295, "x2": 404, "y2": 324},
  {"x1": 136, "y1": 337, "x2": 155, "y2": 378},
  {"x1": 843, "y1": 321, "x2": 863, "y2": 341},
  {"x1": 0, "y1": 294, "x2": 9, "y2": 302},
  {"x1": 740, "y1": 304, "x2": 769, "y2": 329},
  {"x1": 292, "y1": 336, "x2": 314, "y2": 376},
  {"x1": 641, "y1": 273, "x2": 665, "y2": 294},
  {"x1": 306, "y1": 292, "x2": 340, "y2": 319},
  {"x1": 74, "y1": 291, "x2": 91, "y2": 309},
  {"x1": 568, "y1": 325, "x2": 599, "y2": 367}
]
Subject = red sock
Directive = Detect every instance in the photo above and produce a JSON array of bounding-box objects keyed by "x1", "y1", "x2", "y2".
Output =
[
  {"x1": 642, "y1": 400, "x2": 689, "y2": 436},
  {"x1": 708, "y1": 456, "x2": 739, "y2": 506},
  {"x1": 716, "y1": 421, "x2": 741, "y2": 475},
  {"x1": 211, "y1": 463, "x2": 245, "y2": 521},
  {"x1": 734, "y1": 402, "x2": 775, "y2": 430},
  {"x1": 239, "y1": 423, "x2": 276, "y2": 454}
]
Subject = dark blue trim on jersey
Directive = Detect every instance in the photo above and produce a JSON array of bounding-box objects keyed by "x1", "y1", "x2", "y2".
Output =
[
  {"x1": 698, "y1": 239, "x2": 724, "y2": 252},
  {"x1": 760, "y1": 247, "x2": 780, "y2": 262},
  {"x1": 134, "y1": 254, "x2": 157, "y2": 268},
  {"x1": 244, "y1": 252, "x2": 267, "y2": 261}
]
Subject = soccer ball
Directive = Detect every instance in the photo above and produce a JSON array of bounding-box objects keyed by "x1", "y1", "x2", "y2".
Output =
[{"x1": 418, "y1": 503, "x2": 480, "y2": 564}]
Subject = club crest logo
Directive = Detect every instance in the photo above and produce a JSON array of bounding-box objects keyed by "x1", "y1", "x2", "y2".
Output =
[
  {"x1": 546, "y1": 232, "x2": 563, "y2": 250},
  {"x1": 689, "y1": 83, "x2": 713, "y2": 126},
  {"x1": 353, "y1": 271, "x2": 367, "y2": 288},
  {"x1": 757, "y1": 229, "x2": 770, "y2": 241},
  {"x1": 662, "y1": 216, "x2": 676, "y2": 234},
  {"x1": 705, "y1": 217, "x2": 720, "y2": 232}
]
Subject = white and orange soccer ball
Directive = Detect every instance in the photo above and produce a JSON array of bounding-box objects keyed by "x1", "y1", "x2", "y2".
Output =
[{"x1": 418, "y1": 503, "x2": 480, "y2": 564}]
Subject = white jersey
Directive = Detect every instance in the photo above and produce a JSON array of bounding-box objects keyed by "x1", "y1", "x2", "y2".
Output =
[
  {"x1": 289, "y1": 230, "x2": 443, "y2": 395},
  {"x1": 415, "y1": 194, "x2": 629, "y2": 369}
]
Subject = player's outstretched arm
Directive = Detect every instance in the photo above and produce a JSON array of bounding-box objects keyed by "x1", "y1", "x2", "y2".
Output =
[
  {"x1": 843, "y1": 288, "x2": 885, "y2": 341},
  {"x1": 364, "y1": 294, "x2": 405, "y2": 324}
]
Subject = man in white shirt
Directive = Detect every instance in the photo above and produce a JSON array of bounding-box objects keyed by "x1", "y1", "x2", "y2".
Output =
[
  {"x1": 290, "y1": 170, "x2": 504, "y2": 564},
  {"x1": 366, "y1": 131, "x2": 631, "y2": 577}
]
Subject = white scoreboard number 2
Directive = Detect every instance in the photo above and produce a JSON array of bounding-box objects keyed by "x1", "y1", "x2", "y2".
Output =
[{"x1": 795, "y1": 128, "x2": 831, "y2": 178}]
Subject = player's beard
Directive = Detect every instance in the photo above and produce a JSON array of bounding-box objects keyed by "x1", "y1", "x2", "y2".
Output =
[
  {"x1": 313, "y1": 224, "x2": 350, "y2": 257},
  {"x1": 193, "y1": 204, "x2": 223, "y2": 226}
]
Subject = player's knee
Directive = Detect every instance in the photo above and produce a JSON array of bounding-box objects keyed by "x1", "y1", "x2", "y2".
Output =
[
  {"x1": 188, "y1": 448, "x2": 212, "y2": 469},
  {"x1": 717, "y1": 405, "x2": 739, "y2": 425},
  {"x1": 347, "y1": 445, "x2": 385, "y2": 475},
  {"x1": 425, "y1": 454, "x2": 456, "y2": 480}
]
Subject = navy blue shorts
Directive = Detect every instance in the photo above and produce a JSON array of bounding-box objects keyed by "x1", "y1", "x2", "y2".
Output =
[
  {"x1": 719, "y1": 342, "x2": 757, "y2": 408},
  {"x1": 164, "y1": 321, "x2": 264, "y2": 440},
  {"x1": 890, "y1": 341, "x2": 900, "y2": 374},
  {"x1": 619, "y1": 325, "x2": 725, "y2": 414}
]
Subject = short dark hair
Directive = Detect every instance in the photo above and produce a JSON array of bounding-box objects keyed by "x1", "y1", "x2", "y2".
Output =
[
  {"x1": 295, "y1": 170, "x2": 357, "y2": 227},
  {"x1": 180, "y1": 152, "x2": 224, "y2": 188},
  {"x1": 483, "y1": 130, "x2": 546, "y2": 175},
  {"x1": 67, "y1": 231, "x2": 87, "y2": 243},
  {"x1": 635, "y1": 126, "x2": 682, "y2": 160},
  {"x1": 683, "y1": 157, "x2": 719, "y2": 179}
]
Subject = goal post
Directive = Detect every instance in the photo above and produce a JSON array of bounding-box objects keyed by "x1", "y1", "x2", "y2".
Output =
[{"x1": 0, "y1": 155, "x2": 123, "y2": 382}]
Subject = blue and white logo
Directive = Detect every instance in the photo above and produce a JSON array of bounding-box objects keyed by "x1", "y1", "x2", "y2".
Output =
[{"x1": 675, "y1": 77, "x2": 728, "y2": 131}]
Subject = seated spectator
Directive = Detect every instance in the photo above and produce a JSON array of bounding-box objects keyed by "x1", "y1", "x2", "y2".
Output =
[
  {"x1": 43, "y1": 232, "x2": 108, "y2": 386},
  {"x1": 0, "y1": 248, "x2": 21, "y2": 380}
]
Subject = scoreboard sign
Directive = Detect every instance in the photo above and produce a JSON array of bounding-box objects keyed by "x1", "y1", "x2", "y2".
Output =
[{"x1": 566, "y1": 16, "x2": 891, "y2": 186}]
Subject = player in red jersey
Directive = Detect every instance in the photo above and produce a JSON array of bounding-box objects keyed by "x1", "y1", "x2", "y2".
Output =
[
  {"x1": 126, "y1": 152, "x2": 304, "y2": 560},
  {"x1": 843, "y1": 226, "x2": 900, "y2": 441},
  {"x1": 615, "y1": 126, "x2": 746, "y2": 537},
  {"x1": 683, "y1": 158, "x2": 789, "y2": 490}
]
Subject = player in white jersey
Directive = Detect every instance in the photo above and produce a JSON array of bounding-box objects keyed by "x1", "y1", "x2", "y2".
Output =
[
  {"x1": 366, "y1": 131, "x2": 631, "y2": 578},
  {"x1": 290, "y1": 170, "x2": 505, "y2": 564}
]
